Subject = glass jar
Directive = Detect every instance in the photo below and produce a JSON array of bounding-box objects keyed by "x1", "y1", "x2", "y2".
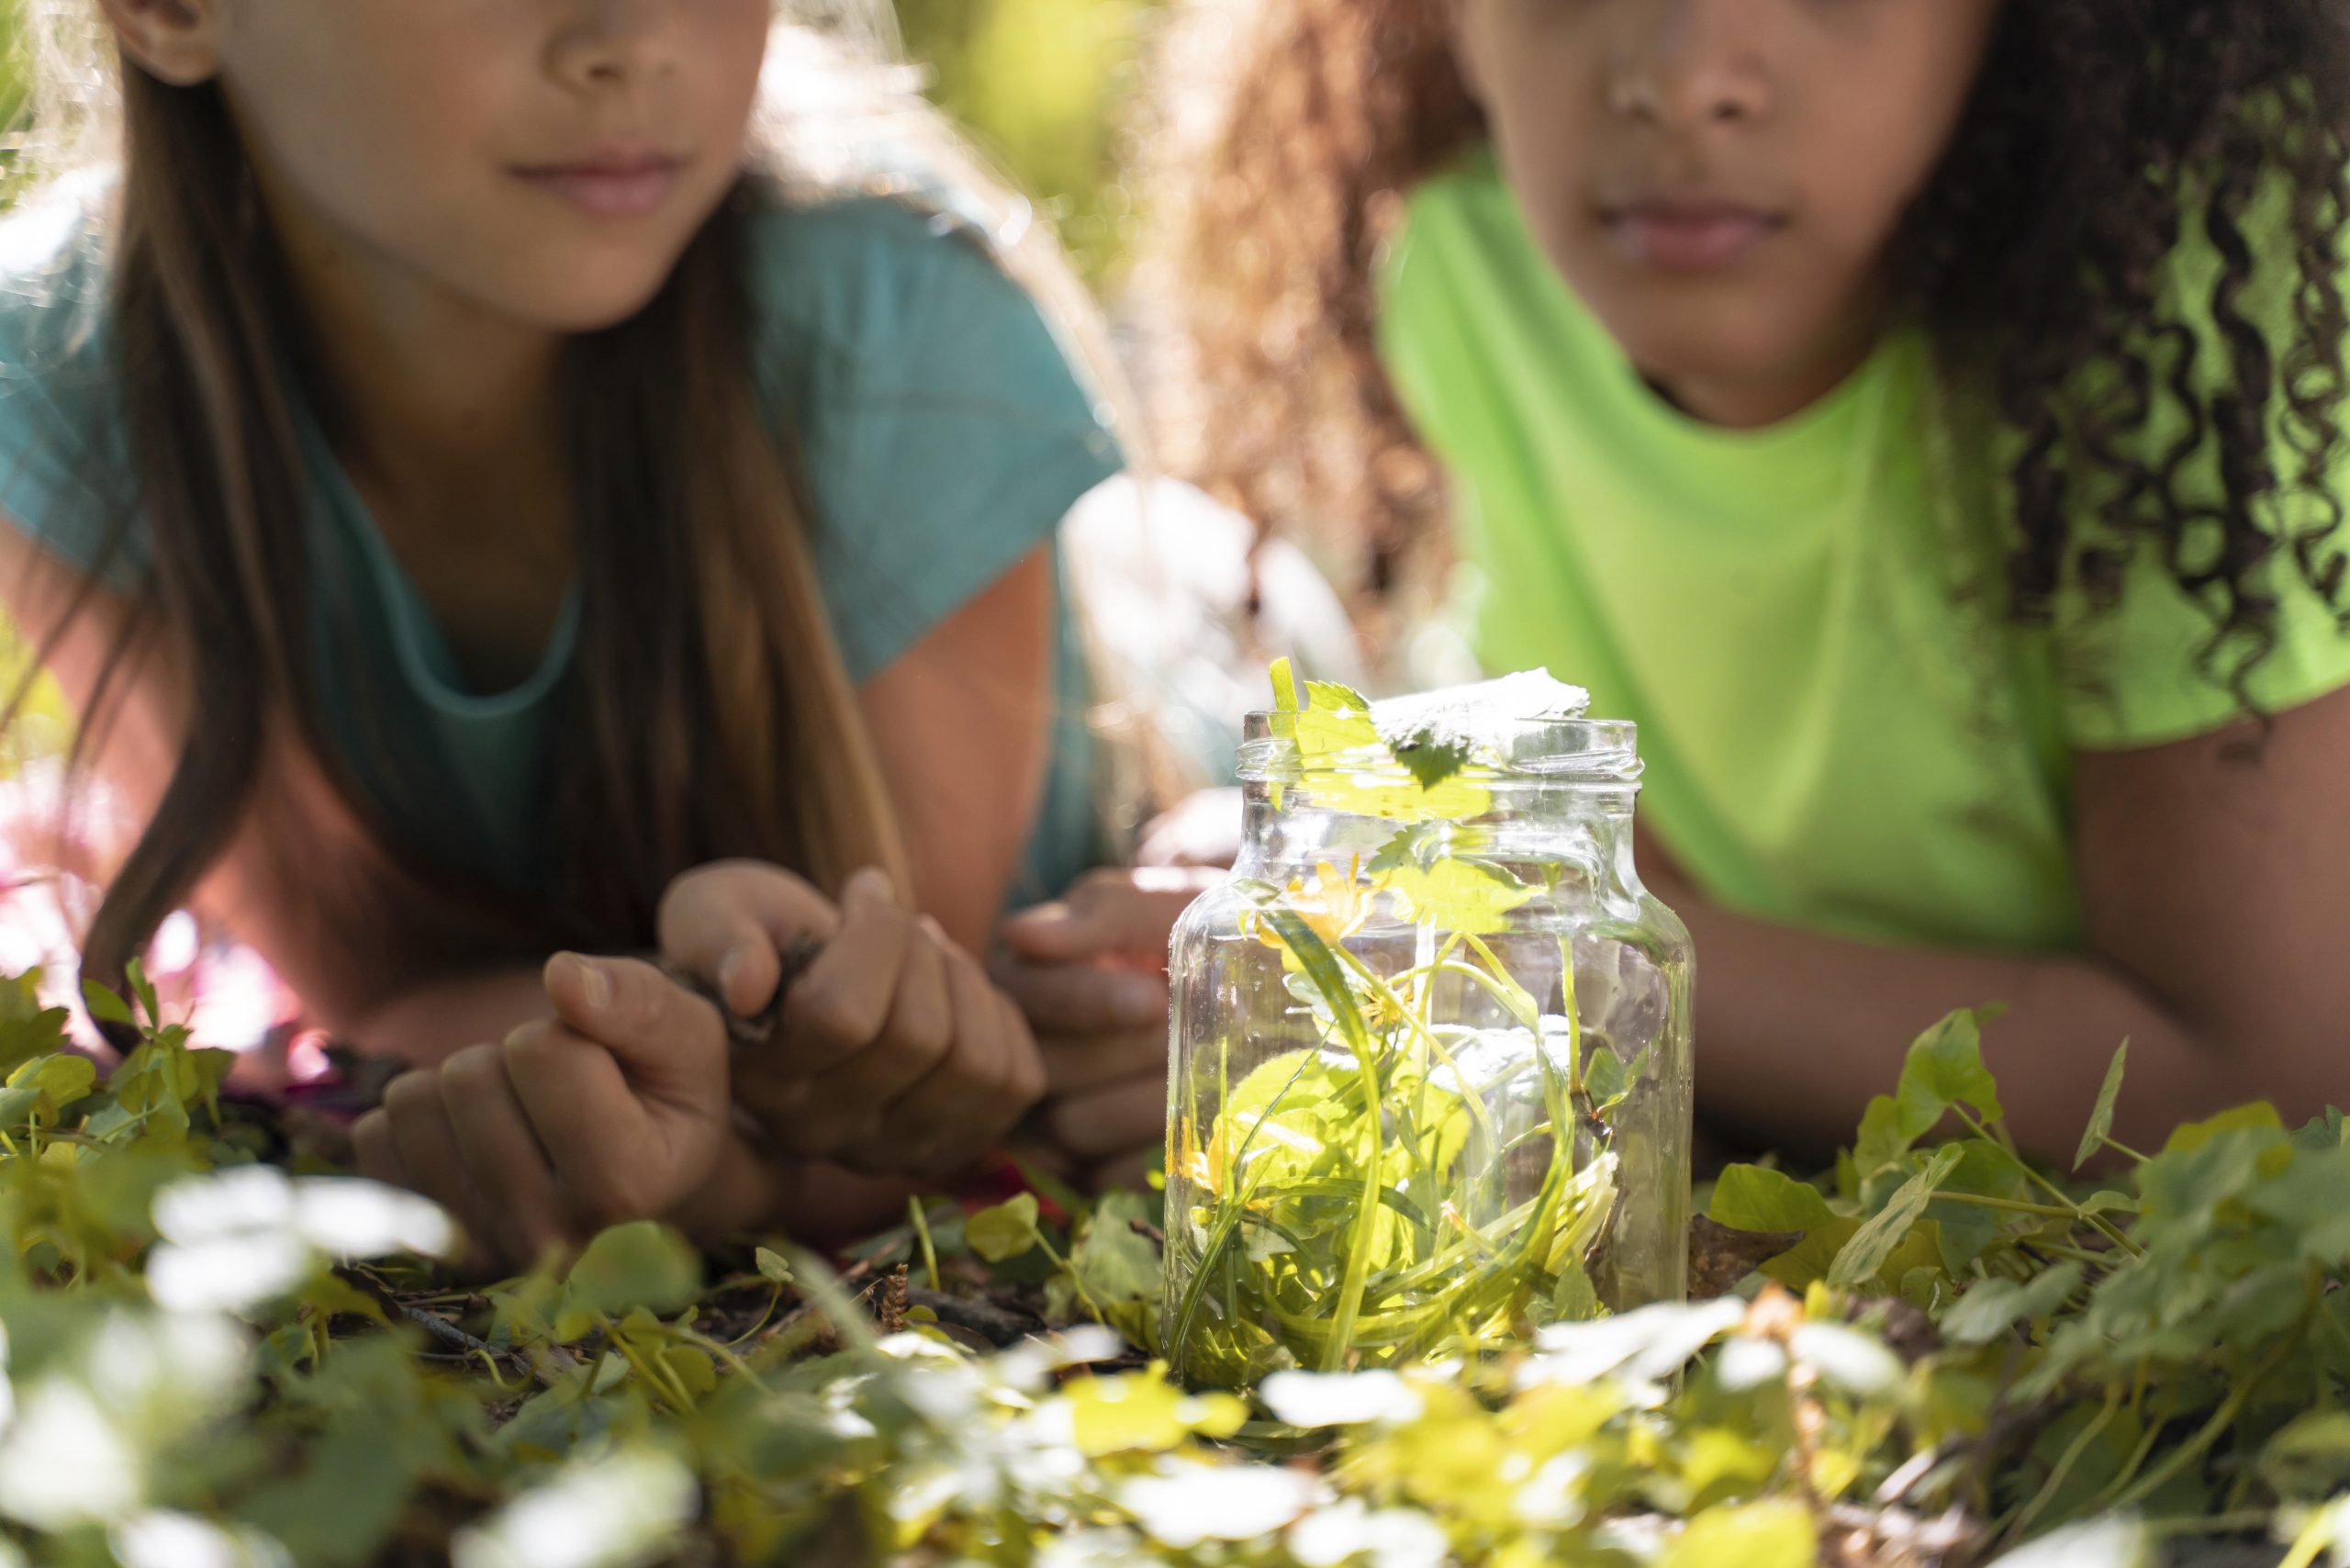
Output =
[{"x1": 1161, "y1": 674, "x2": 1693, "y2": 1388}]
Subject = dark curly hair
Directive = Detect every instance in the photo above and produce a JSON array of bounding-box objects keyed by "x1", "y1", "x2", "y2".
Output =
[{"x1": 1144, "y1": 0, "x2": 2350, "y2": 701}]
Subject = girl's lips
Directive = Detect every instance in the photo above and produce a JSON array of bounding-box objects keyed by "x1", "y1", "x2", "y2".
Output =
[
  {"x1": 1603, "y1": 203, "x2": 1785, "y2": 273},
  {"x1": 512, "y1": 156, "x2": 686, "y2": 219}
]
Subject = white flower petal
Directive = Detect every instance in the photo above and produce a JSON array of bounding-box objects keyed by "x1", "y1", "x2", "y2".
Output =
[
  {"x1": 0, "y1": 1379, "x2": 137, "y2": 1528},
  {"x1": 1714, "y1": 1335, "x2": 1791, "y2": 1393},
  {"x1": 112, "y1": 1511, "x2": 292, "y2": 1568},
  {"x1": 1367, "y1": 1508, "x2": 1449, "y2": 1568},
  {"x1": 1122, "y1": 1460, "x2": 1320, "y2": 1548},
  {"x1": 1522, "y1": 1298, "x2": 1743, "y2": 1388},
  {"x1": 1788, "y1": 1323, "x2": 1906, "y2": 1399},
  {"x1": 291, "y1": 1178, "x2": 455, "y2": 1261},
  {"x1": 1036, "y1": 1527, "x2": 1148, "y2": 1568},
  {"x1": 1288, "y1": 1498, "x2": 1376, "y2": 1566},
  {"x1": 152, "y1": 1167, "x2": 294, "y2": 1246},
  {"x1": 147, "y1": 1235, "x2": 311, "y2": 1316},
  {"x1": 1989, "y1": 1516, "x2": 2151, "y2": 1568},
  {"x1": 452, "y1": 1448, "x2": 698, "y2": 1568},
  {"x1": 1261, "y1": 1370, "x2": 1423, "y2": 1428}
]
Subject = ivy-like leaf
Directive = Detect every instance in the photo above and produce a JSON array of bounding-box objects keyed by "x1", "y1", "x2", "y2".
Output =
[
  {"x1": 2163, "y1": 1102, "x2": 2284, "y2": 1156},
  {"x1": 968, "y1": 1193, "x2": 1042, "y2": 1264},
  {"x1": 125, "y1": 956, "x2": 160, "y2": 1028},
  {"x1": 81, "y1": 980, "x2": 133, "y2": 1028},
  {"x1": 1708, "y1": 1165, "x2": 1838, "y2": 1235},
  {"x1": 1381, "y1": 857, "x2": 1531, "y2": 937},
  {"x1": 2076, "y1": 1041, "x2": 2130, "y2": 1171},
  {"x1": 1830, "y1": 1146, "x2": 1962, "y2": 1288},
  {"x1": 554, "y1": 1221, "x2": 702, "y2": 1340},
  {"x1": 1942, "y1": 1260, "x2": 2085, "y2": 1346},
  {"x1": 1853, "y1": 1010, "x2": 2005, "y2": 1177},
  {"x1": 1393, "y1": 733, "x2": 1472, "y2": 792}
]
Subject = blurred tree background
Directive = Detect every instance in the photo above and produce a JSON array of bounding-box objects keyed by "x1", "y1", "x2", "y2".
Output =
[{"x1": 896, "y1": 0, "x2": 1161, "y2": 282}]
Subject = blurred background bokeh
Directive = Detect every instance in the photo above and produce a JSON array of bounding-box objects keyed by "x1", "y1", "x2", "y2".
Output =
[{"x1": 900, "y1": 0, "x2": 1161, "y2": 283}]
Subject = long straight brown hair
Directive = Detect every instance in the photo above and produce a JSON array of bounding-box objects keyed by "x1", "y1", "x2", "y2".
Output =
[{"x1": 36, "y1": 26, "x2": 929, "y2": 1000}]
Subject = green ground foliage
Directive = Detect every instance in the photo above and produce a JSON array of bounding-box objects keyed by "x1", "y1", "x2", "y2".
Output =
[{"x1": 0, "y1": 965, "x2": 2343, "y2": 1566}]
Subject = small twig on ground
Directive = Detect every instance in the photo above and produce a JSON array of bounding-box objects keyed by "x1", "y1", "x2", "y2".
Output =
[
  {"x1": 398, "y1": 1301, "x2": 498, "y2": 1359},
  {"x1": 907, "y1": 1288, "x2": 1045, "y2": 1347}
]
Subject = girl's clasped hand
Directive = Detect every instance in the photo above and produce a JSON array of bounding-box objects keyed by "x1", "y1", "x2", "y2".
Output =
[
  {"x1": 358, "y1": 859, "x2": 1069, "y2": 1274},
  {"x1": 356, "y1": 855, "x2": 1222, "y2": 1275}
]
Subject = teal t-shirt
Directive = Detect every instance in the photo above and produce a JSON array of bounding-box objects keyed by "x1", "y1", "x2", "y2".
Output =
[
  {"x1": 1380, "y1": 153, "x2": 2350, "y2": 953},
  {"x1": 0, "y1": 184, "x2": 1121, "y2": 907}
]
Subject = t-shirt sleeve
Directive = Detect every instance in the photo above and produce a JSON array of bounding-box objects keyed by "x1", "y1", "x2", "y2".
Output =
[
  {"x1": 753, "y1": 199, "x2": 1124, "y2": 682},
  {"x1": 2055, "y1": 175, "x2": 2350, "y2": 750},
  {"x1": 2055, "y1": 543, "x2": 2350, "y2": 748},
  {"x1": 0, "y1": 196, "x2": 143, "y2": 590}
]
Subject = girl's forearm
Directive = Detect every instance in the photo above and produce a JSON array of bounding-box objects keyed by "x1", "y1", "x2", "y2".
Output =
[{"x1": 1679, "y1": 897, "x2": 2248, "y2": 1162}]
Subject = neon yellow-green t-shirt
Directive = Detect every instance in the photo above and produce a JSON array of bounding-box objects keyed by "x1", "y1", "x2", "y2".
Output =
[{"x1": 1379, "y1": 154, "x2": 2350, "y2": 952}]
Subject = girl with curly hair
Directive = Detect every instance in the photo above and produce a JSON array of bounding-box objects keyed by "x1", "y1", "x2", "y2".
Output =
[{"x1": 1143, "y1": 0, "x2": 2350, "y2": 1157}]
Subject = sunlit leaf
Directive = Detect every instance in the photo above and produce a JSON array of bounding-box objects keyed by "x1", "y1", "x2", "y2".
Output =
[
  {"x1": 1830, "y1": 1146, "x2": 1962, "y2": 1288},
  {"x1": 1659, "y1": 1499, "x2": 1816, "y2": 1568},
  {"x1": 966, "y1": 1193, "x2": 1041, "y2": 1264},
  {"x1": 1854, "y1": 1010, "x2": 2004, "y2": 1176},
  {"x1": 1708, "y1": 1165, "x2": 1836, "y2": 1235},
  {"x1": 2163, "y1": 1102, "x2": 2285, "y2": 1156}
]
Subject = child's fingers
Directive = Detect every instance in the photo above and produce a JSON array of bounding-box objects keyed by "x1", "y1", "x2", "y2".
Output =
[
  {"x1": 1035, "y1": 1027, "x2": 1169, "y2": 1094},
  {"x1": 656, "y1": 858, "x2": 842, "y2": 1017},
  {"x1": 990, "y1": 957, "x2": 1167, "y2": 1036},
  {"x1": 1000, "y1": 868, "x2": 1213, "y2": 963},
  {"x1": 1036, "y1": 1076, "x2": 1166, "y2": 1163},
  {"x1": 352, "y1": 1108, "x2": 407, "y2": 1190},
  {"x1": 543, "y1": 953, "x2": 728, "y2": 1121},
  {"x1": 501, "y1": 1020, "x2": 673, "y2": 1231},
  {"x1": 356, "y1": 1106, "x2": 489, "y2": 1280},
  {"x1": 1084, "y1": 1148, "x2": 1158, "y2": 1196},
  {"x1": 440, "y1": 1041, "x2": 569, "y2": 1270},
  {"x1": 1135, "y1": 788, "x2": 1245, "y2": 868},
  {"x1": 778, "y1": 868, "x2": 914, "y2": 1076},
  {"x1": 848, "y1": 942, "x2": 1041, "y2": 1179},
  {"x1": 379, "y1": 1069, "x2": 483, "y2": 1226},
  {"x1": 776, "y1": 927, "x2": 952, "y2": 1154}
]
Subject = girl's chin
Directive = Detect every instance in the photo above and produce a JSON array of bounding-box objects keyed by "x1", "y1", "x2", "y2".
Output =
[{"x1": 496, "y1": 271, "x2": 687, "y2": 337}]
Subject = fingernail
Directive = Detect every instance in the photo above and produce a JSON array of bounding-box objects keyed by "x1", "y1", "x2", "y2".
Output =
[
  {"x1": 562, "y1": 953, "x2": 612, "y2": 1012},
  {"x1": 718, "y1": 946, "x2": 747, "y2": 996},
  {"x1": 851, "y1": 867, "x2": 896, "y2": 902}
]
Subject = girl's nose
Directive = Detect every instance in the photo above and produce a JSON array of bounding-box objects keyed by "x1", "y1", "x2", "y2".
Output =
[
  {"x1": 547, "y1": 0, "x2": 679, "y2": 91},
  {"x1": 1606, "y1": 0, "x2": 1772, "y2": 130}
]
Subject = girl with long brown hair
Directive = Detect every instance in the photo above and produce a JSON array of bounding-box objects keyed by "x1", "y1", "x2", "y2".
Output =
[
  {"x1": 1143, "y1": 0, "x2": 2350, "y2": 1158},
  {"x1": 0, "y1": 0, "x2": 1139, "y2": 1267}
]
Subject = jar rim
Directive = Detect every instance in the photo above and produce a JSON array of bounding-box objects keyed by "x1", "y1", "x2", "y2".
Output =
[{"x1": 1237, "y1": 711, "x2": 1643, "y2": 788}]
